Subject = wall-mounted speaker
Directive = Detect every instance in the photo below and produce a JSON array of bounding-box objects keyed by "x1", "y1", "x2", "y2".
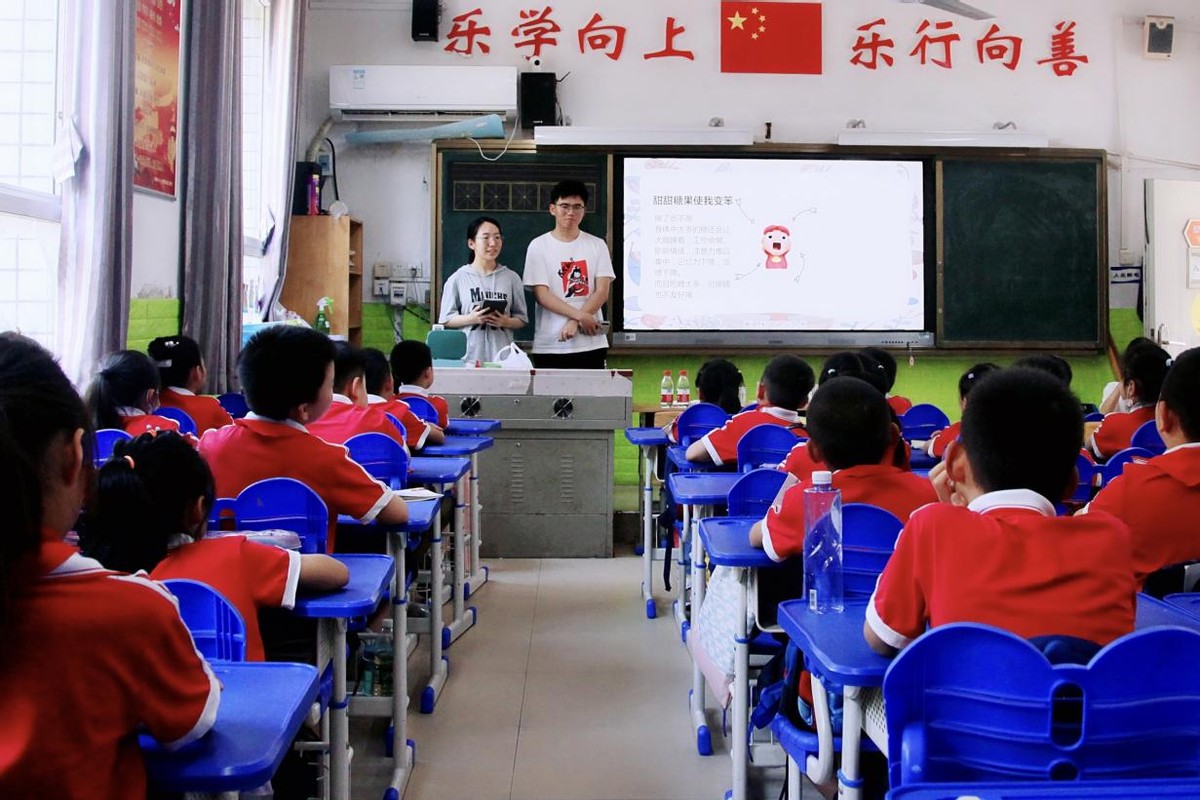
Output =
[
  {"x1": 412, "y1": 0, "x2": 439, "y2": 42},
  {"x1": 519, "y1": 72, "x2": 557, "y2": 129},
  {"x1": 1143, "y1": 15, "x2": 1174, "y2": 60}
]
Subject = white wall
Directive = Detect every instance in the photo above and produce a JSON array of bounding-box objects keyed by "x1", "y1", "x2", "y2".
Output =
[
  {"x1": 298, "y1": 0, "x2": 1200, "y2": 293},
  {"x1": 131, "y1": 192, "x2": 180, "y2": 298}
]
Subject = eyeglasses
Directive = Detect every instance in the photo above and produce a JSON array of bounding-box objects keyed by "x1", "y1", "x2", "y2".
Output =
[{"x1": 555, "y1": 203, "x2": 586, "y2": 213}]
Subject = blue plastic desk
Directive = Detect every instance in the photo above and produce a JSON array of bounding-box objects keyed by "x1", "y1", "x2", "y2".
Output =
[
  {"x1": 1156, "y1": 593, "x2": 1200, "y2": 629},
  {"x1": 407, "y1": 455, "x2": 472, "y2": 712},
  {"x1": 445, "y1": 417, "x2": 501, "y2": 436},
  {"x1": 293, "y1": 554, "x2": 394, "y2": 800},
  {"x1": 142, "y1": 662, "x2": 319, "y2": 793},
  {"x1": 888, "y1": 779, "x2": 1200, "y2": 799},
  {"x1": 697, "y1": 515, "x2": 779, "y2": 798},
  {"x1": 625, "y1": 426, "x2": 671, "y2": 620},
  {"x1": 668, "y1": 471, "x2": 742, "y2": 645},
  {"x1": 420, "y1": 437, "x2": 494, "y2": 601}
]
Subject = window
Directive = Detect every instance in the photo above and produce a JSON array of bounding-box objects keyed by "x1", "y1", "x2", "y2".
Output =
[
  {"x1": 241, "y1": 0, "x2": 268, "y2": 317},
  {"x1": 0, "y1": 0, "x2": 63, "y2": 349}
]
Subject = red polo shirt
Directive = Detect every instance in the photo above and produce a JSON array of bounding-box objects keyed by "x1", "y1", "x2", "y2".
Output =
[
  {"x1": 308, "y1": 396, "x2": 407, "y2": 449},
  {"x1": 887, "y1": 395, "x2": 913, "y2": 416},
  {"x1": 1090, "y1": 406, "x2": 1156, "y2": 460},
  {"x1": 396, "y1": 385, "x2": 450, "y2": 428},
  {"x1": 160, "y1": 387, "x2": 234, "y2": 433},
  {"x1": 698, "y1": 406, "x2": 803, "y2": 467},
  {"x1": 120, "y1": 412, "x2": 180, "y2": 437},
  {"x1": 867, "y1": 489, "x2": 1136, "y2": 650}
]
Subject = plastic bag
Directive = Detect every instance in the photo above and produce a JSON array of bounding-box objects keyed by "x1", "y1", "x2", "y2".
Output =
[{"x1": 494, "y1": 342, "x2": 533, "y2": 370}]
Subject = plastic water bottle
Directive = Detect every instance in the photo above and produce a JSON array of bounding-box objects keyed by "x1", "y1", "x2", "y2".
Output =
[
  {"x1": 803, "y1": 471, "x2": 844, "y2": 614},
  {"x1": 660, "y1": 370, "x2": 674, "y2": 408},
  {"x1": 675, "y1": 369, "x2": 691, "y2": 406}
]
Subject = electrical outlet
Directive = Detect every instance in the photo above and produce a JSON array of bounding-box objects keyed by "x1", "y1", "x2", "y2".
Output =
[
  {"x1": 317, "y1": 153, "x2": 333, "y2": 177},
  {"x1": 390, "y1": 264, "x2": 407, "y2": 281},
  {"x1": 409, "y1": 264, "x2": 421, "y2": 279},
  {"x1": 373, "y1": 263, "x2": 391, "y2": 279},
  {"x1": 372, "y1": 278, "x2": 389, "y2": 297}
]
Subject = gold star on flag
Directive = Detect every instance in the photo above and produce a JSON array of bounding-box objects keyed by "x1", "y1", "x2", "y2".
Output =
[
  {"x1": 727, "y1": 10, "x2": 747, "y2": 30},
  {"x1": 759, "y1": 14, "x2": 767, "y2": 22},
  {"x1": 751, "y1": 32, "x2": 759, "y2": 39},
  {"x1": 751, "y1": 6, "x2": 759, "y2": 13},
  {"x1": 759, "y1": 25, "x2": 766, "y2": 32}
]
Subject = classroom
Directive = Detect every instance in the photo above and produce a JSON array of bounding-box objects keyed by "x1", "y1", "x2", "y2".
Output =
[{"x1": 4, "y1": 1, "x2": 1200, "y2": 799}]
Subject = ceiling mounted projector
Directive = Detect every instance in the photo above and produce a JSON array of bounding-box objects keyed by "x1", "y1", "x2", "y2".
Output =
[{"x1": 899, "y1": 0, "x2": 995, "y2": 20}]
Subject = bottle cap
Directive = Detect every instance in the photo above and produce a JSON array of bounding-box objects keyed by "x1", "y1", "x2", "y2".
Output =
[
  {"x1": 432, "y1": 324, "x2": 445, "y2": 331},
  {"x1": 679, "y1": 369, "x2": 688, "y2": 376},
  {"x1": 811, "y1": 470, "x2": 833, "y2": 486},
  {"x1": 663, "y1": 369, "x2": 671, "y2": 375}
]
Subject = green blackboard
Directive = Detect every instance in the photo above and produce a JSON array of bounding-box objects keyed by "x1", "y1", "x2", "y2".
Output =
[
  {"x1": 939, "y1": 156, "x2": 1106, "y2": 348},
  {"x1": 434, "y1": 147, "x2": 609, "y2": 347}
]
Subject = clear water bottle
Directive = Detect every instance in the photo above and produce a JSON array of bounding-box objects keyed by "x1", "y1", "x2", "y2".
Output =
[
  {"x1": 803, "y1": 471, "x2": 844, "y2": 613},
  {"x1": 675, "y1": 369, "x2": 691, "y2": 406},
  {"x1": 660, "y1": 370, "x2": 674, "y2": 408}
]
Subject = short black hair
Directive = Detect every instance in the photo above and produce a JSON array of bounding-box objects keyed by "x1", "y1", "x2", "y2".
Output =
[
  {"x1": 390, "y1": 340, "x2": 433, "y2": 386},
  {"x1": 818, "y1": 351, "x2": 887, "y2": 394},
  {"x1": 1119, "y1": 341, "x2": 1171, "y2": 405},
  {"x1": 238, "y1": 326, "x2": 336, "y2": 420},
  {"x1": 85, "y1": 350, "x2": 162, "y2": 430},
  {"x1": 806, "y1": 377, "x2": 892, "y2": 470},
  {"x1": 1160, "y1": 347, "x2": 1200, "y2": 441},
  {"x1": 860, "y1": 347, "x2": 897, "y2": 391},
  {"x1": 761, "y1": 354, "x2": 815, "y2": 411},
  {"x1": 148, "y1": 335, "x2": 203, "y2": 389},
  {"x1": 550, "y1": 179, "x2": 588, "y2": 205},
  {"x1": 362, "y1": 348, "x2": 392, "y2": 396},
  {"x1": 1012, "y1": 354, "x2": 1073, "y2": 387},
  {"x1": 960, "y1": 367, "x2": 1083, "y2": 503},
  {"x1": 696, "y1": 358, "x2": 744, "y2": 415},
  {"x1": 467, "y1": 216, "x2": 502, "y2": 241},
  {"x1": 331, "y1": 341, "x2": 366, "y2": 394},
  {"x1": 959, "y1": 362, "x2": 1001, "y2": 400}
]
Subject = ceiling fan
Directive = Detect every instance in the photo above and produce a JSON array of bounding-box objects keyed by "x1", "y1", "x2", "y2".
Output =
[{"x1": 898, "y1": 0, "x2": 995, "y2": 21}]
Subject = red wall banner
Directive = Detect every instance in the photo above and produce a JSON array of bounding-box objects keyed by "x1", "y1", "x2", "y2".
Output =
[{"x1": 134, "y1": 0, "x2": 181, "y2": 197}]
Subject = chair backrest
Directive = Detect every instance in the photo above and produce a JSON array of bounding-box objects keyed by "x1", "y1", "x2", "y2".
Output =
[
  {"x1": 727, "y1": 467, "x2": 787, "y2": 517},
  {"x1": 1069, "y1": 453, "x2": 1100, "y2": 504},
  {"x1": 161, "y1": 579, "x2": 247, "y2": 662},
  {"x1": 1084, "y1": 410, "x2": 1105, "y2": 423},
  {"x1": 401, "y1": 395, "x2": 439, "y2": 425},
  {"x1": 154, "y1": 406, "x2": 198, "y2": 435},
  {"x1": 675, "y1": 402, "x2": 730, "y2": 447},
  {"x1": 426, "y1": 329, "x2": 467, "y2": 360},
  {"x1": 842, "y1": 503, "x2": 903, "y2": 598},
  {"x1": 900, "y1": 404, "x2": 951, "y2": 441},
  {"x1": 884, "y1": 623, "x2": 1200, "y2": 787},
  {"x1": 736, "y1": 424, "x2": 803, "y2": 472},
  {"x1": 234, "y1": 477, "x2": 329, "y2": 554},
  {"x1": 217, "y1": 392, "x2": 249, "y2": 419},
  {"x1": 1131, "y1": 420, "x2": 1166, "y2": 455},
  {"x1": 93, "y1": 428, "x2": 132, "y2": 466},
  {"x1": 1100, "y1": 446, "x2": 1155, "y2": 486},
  {"x1": 345, "y1": 432, "x2": 409, "y2": 490}
]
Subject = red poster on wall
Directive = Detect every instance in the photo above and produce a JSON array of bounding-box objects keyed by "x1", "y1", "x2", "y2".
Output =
[{"x1": 134, "y1": 0, "x2": 181, "y2": 197}]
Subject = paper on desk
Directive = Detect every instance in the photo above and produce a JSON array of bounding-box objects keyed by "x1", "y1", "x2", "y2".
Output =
[{"x1": 394, "y1": 487, "x2": 442, "y2": 499}]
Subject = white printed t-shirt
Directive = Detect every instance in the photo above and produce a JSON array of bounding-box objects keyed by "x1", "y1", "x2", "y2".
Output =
[{"x1": 522, "y1": 230, "x2": 614, "y2": 355}]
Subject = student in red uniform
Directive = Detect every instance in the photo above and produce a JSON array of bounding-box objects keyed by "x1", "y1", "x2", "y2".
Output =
[
  {"x1": 1089, "y1": 342, "x2": 1172, "y2": 460},
  {"x1": 920, "y1": 362, "x2": 1000, "y2": 459},
  {"x1": 148, "y1": 334, "x2": 234, "y2": 433},
  {"x1": 663, "y1": 358, "x2": 745, "y2": 444},
  {"x1": 84, "y1": 349, "x2": 183, "y2": 437},
  {"x1": 751, "y1": 377, "x2": 937, "y2": 560},
  {"x1": 390, "y1": 339, "x2": 452, "y2": 429},
  {"x1": 1083, "y1": 347, "x2": 1200, "y2": 590},
  {"x1": 307, "y1": 341, "x2": 410, "y2": 449},
  {"x1": 199, "y1": 326, "x2": 408, "y2": 552},
  {"x1": 861, "y1": 346, "x2": 912, "y2": 416},
  {"x1": 685, "y1": 354, "x2": 812, "y2": 467},
  {"x1": 864, "y1": 367, "x2": 1137, "y2": 656},
  {"x1": 78, "y1": 432, "x2": 350, "y2": 660},
  {"x1": 361, "y1": 346, "x2": 442, "y2": 450},
  {"x1": 0, "y1": 333, "x2": 219, "y2": 799}
]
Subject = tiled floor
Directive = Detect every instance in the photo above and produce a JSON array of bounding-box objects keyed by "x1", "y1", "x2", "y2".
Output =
[{"x1": 350, "y1": 551, "x2": 824, "y2": 800}]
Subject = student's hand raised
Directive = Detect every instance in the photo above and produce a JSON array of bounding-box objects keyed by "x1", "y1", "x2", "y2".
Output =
[{"x1": 928, "y1": 458, "x2": 968, "y2": 507}]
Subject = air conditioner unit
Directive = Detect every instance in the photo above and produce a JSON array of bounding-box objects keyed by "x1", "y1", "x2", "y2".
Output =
[{"x1": 330, "y1": 65, "x2": 518, "y2": 122}]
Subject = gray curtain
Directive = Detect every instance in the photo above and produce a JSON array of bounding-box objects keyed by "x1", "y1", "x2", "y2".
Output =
[
  {"x1": 180, "y1": 1, "x2": 242, "y2": 392},
  {"x1": 259, "y1": 0, "x2": 307, "y2": 322},
  {"x1": 56, "y1": 0, "x2": 136, "y2": 389}
]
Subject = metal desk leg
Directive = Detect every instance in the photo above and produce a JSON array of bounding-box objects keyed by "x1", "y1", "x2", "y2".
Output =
[
  {"x1": 420, "y1": 505, "x2": 449, "y2": 714},
  {"x1": 688, "y1": 504, "x2": 711, "y2": 756},
  {"x1": 837, "y1": 685, "x2": 866, "y2": 800},
  {"x1": 385, "y1": 531, "x2": 414, "y2": 800},
  {"x1": 805, "y1": 674, "x2": 836, "y2": 787},
  {"x1": 640, "y1": 445, "x2": 656, "y2": 619},
  {"x1": 328, "y1": 617, "x2": 350, "y2": 800},
  {"x1": 729, "y1": 566, "x2": 750, "y2": 800},
  {"x1": 464, "y1": 451, "x2": 489, "y2": 598},
  {"x1": 674, "y1": 502, "x2": 692, "y2": 642},
  {"x1": 443, "y1": 474, "x2": 477, "y2": 648}
]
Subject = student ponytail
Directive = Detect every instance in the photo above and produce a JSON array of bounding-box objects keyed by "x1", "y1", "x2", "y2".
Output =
[
  {"x1": 148, "y1": 335, "x2": 203, "y2": 390},
  {"x1": 84, "y1": 350, "x2": 162, "y2": 430},
  {"x1": 696, "y1": 358, "x2": 745, "y2": 415},
  {"x1": 78, "y1": 432, "x2": 215, "y2": 575}
]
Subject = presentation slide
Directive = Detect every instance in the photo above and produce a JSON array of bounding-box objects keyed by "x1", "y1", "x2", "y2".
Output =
[{"x1": 621, "y1": 157, "x2": 925, "y2": 332}]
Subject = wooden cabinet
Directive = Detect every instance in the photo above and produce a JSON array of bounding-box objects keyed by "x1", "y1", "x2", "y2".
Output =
[{"x1": 280, "y1": 216, "x2": 363, "y2": 345}]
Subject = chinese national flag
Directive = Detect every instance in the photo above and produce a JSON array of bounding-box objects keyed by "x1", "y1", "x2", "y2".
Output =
[{"x1": 720, "y1": 2, "x2": 822, "y2": 74}]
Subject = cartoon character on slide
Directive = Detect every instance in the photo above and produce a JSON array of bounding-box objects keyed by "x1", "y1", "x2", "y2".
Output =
[{"x1": 761, "y1": 225, "x2": 791, "y2": 270}]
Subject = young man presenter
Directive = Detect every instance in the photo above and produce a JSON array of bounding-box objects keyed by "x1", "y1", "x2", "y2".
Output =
[{"x1": 522, "y1": 179, "x2": 615, "y2": 369}]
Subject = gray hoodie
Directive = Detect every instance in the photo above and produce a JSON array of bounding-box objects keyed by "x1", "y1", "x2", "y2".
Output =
[{"x1": 438, "y1": 263, "x2": 529, "y2": 364}]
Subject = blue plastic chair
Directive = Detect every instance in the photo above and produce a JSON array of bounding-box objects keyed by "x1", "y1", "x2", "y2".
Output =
[
  {"x1": 1131, "y1": 419, "x2": 1166, "y2": 455},
  {"x1": 161, "y1": 579, "x2": 247, "y2": 662},
  {"x1": 1069, "y1": 453, "x2": 1101, "y2": 504},
  {"x1": 1100, "y1": 446, "x2": 1154, "y2": 487},
  {"x1": 1085, "y1": 410, "x2": 1105, "y2": 423},
  {"x1": 93, "y1": 428, "x2": 132, "y2": 467},
  {"x1": 726, "y1": 467, "x2": 787, "y2": 518},
  {"x1": 675, "y1": 402, "x2": 730, "y2": 447},
  {"x1": 217, "y1": 392, "x2": 249, "y2": 419},
  {"x1": 884, "y1": 623, "x2": 1200, "y2": 788},
  {"x1": 900, "y1": 403, "x2": 951, "y2": 441},
  {"x1": 401, "y1": 395, "x2": 439, "y2": 425},
  {"x1": 345, "y1": 432, "x2": 409, "y2": 490},
  {"x1": 154, "y1": 406, "x2": 198, "y2": 435},
  {"x1": 736, "y1": 424, "x2": 803, "y2": 472},
  {"x1": 234, "y1": 477, "x2": 330, "y2": 554}
]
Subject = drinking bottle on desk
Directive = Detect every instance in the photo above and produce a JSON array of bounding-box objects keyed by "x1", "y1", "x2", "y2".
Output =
[
  {"x1": 674, "y1": 369, "x2": 691, "y2": 406},
  {"x1": 660, "y1": 370, "x2": 674, "y2": 408},
  {"x1": 803, "y1": 470, "x2": 844, "y2": 613}
]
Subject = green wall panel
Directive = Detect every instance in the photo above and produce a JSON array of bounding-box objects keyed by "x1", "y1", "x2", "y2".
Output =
[{"x1": 126, "y1": 299, "x2": 181, "y2": 350}]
